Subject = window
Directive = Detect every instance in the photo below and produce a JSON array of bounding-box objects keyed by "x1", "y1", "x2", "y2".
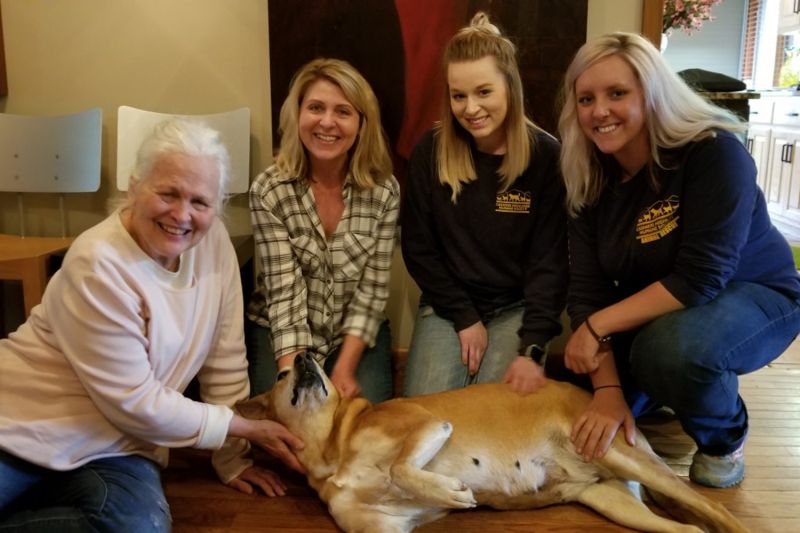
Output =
[{"x1": 748, "y1": 0, "x2": 800, "y2": 89}]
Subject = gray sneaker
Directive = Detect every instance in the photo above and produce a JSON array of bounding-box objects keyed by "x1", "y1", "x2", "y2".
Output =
[{"x1": 689, "y1": 444, "x2": 745, "y2": 488}]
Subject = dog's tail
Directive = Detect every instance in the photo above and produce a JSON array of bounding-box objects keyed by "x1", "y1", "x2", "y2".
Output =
[{"x1": 598, "y1": 443, "x2": 749, "y2": 533}]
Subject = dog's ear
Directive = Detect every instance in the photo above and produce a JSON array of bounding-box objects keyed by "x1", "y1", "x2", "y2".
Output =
[{"x1": 234, "y1": 393, "x2": 271, "y2": 420}]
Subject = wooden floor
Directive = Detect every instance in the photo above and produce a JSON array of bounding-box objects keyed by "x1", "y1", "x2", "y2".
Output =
[{"x1": 164, "y1": 340, "x2": 800, "y2": 532}]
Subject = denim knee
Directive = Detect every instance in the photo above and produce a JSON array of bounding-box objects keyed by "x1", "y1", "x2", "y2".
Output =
[
  {"x1": 0, "y1": 456, "x2": 170, "y2": 533},
  {"x1": 84, "y1": 456, "x2": 171, "y2": 533},
  {"x1": 355, "y1": 320, "x2": 394, "y2": 403},
  {"x1": 0, "y1": 449, "x2": 46, "y2": 511},
  {"x1": 628, "y1": 320, "x2": 705, "y2": 408},
  {"x1": 630, "y1": 325, "x2": 683, "y2": 376}
]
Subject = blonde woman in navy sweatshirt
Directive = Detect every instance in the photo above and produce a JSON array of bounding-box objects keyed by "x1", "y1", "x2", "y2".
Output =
[{"x1": 559, "y1": 32, "x2": 800, "y2": 489}]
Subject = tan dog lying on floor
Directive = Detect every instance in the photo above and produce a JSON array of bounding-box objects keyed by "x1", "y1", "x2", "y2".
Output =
[{"x1": 237, "y1": 352, "x2": 748, "y2": 533}]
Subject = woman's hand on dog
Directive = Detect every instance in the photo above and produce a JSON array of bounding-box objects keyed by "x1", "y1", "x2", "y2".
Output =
[
  {"x1": 228, "y1": 465, "x2": 288, "y2": 497},
  {"x1": 229, "y1": 416, "x2": 306, "y2": 474},
  {"x1": 570, "y1": 388, "x2": 635, "y2": 462},
  {"x1": 458, "y1": 321, "x2": 488, "y2": 376},
  {"x1": 330, "y1": 335, "x2": 366, "y2": 399},
  {"x1": 330, "y1": 365, "x2": 362, "y2": 399},
  {"x1": 502, "y1": 356, "x2": 547, "y2": 395}
]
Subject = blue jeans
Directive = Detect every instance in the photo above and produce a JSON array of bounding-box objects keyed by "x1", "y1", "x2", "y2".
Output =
[
  {"x1": 403, "y1": 303, "x2": 524, "y2": 396},
  {"x1": 0, "y1": 450, "x2": 170, "y2": 532},
  {"x1": 245, "y1": 319, "x2": 394, "y2": 403},
  {"x1": 616, "y1": 281, "x2": 800, "y2": 456}
]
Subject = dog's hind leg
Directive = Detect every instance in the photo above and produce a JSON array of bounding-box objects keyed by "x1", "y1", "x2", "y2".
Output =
[
  {"x1": 328, "y1": 495, "x2": 413, "y2": 533},
  {"x1": 576, "y1": 479, "x2": 702, "y2": 533},
  {"x1": 390, "y1": 418, "x2": 476, "y2": 509},
  {"x1": 598, "y1": 445, "x2": 749, "y2": 533}
]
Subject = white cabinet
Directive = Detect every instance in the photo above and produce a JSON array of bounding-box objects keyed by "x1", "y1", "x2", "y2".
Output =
[
  {"x1": 749, "y1": 96, "x2": 800, "y2": 235},
  {"x1": 765, "y1": 129, "x2": 795, "y2": 207},
  {"x1": 747, "y1": 125, "x2": 772, "y2": 192},
  {"x1": 747, "y1": 99, "x2": 773, "y2": 193},
  {"x1": 780, "y1": 0, "x2": 800, "y2": 34}
]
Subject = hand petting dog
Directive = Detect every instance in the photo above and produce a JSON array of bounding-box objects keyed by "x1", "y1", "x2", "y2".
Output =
[
  {"x1": 501, "y1": 356, "x2": 547, "y2": 395},
  {"x1": 226, "y1": 415, "x2": 306, "y2": 496}
]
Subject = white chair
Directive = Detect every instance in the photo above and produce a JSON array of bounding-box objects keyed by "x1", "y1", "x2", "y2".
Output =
[
  {"x1": 115, "y1": 106, "x2": 251, "y2": 194},
  {"x1": 0, "y1": 107, "x2": 102, "y2": 236},
  {"x1": 0, "y1": 107, "x2": 102, "y2": 317}
]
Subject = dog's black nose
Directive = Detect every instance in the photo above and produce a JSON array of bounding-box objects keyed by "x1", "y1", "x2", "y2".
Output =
[
  {"x1": 294, "y1": 351, "x2": 314, "y2": 371},
  {"x1": 294, "y1": 352, "x2": 325, "y2": 389},
  {"x1": 290, "y1": 351, "x2": 327, "y2": 406}
]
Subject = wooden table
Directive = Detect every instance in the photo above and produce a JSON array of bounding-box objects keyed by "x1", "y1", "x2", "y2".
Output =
[
  {"x1": 0, "y1": 234, "x2": 74, "y2": 317},
  {"x1": 1, "y1": 233, "x2": 254, "y2": 320}
]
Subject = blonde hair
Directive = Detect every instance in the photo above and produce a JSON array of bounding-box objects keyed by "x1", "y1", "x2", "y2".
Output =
[
  {"x1": 274, "y1": 58, "x2": 392, "y2": 188},
  {"x1": 437, "y1": 11, "x2": 545, "y2": 202},
  {"x1": 558, "y1": 32, "x2": 745, "y2": 217}
]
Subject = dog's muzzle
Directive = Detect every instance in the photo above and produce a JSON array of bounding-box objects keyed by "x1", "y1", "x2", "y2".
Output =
[{"x1": 291, "y1": 352, "x2": 327, "y2": 406}]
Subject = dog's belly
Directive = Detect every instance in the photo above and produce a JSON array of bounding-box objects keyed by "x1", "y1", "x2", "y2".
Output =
[
  {"x1": 413, "y1": 413, "x2": 609, "y2": 511},
  {"x1": 432, "y1": 446, "x2": 550, "y2": 495},
  {"x1": 426, "y1": 439, "x2": 595, "y2": 508}
]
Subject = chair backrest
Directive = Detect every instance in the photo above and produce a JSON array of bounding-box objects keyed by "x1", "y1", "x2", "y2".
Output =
[
  {"x1": 0, "y1": 108, "x2": 102, "y2": 193},
  {"x1": 115, "y1": 106, "x2": 251, "y2": 194}
]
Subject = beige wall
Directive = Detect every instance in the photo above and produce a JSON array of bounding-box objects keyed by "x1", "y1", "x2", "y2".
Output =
[
  {"x1": 0, "y1": 0, "x2": 644, "y2": 349},
  {"x1": 587, "y1": 0, "x2": 643, "y2": 39},
  {"x1": 0, "y1": 0, "x2": 270, "y2": 237}
]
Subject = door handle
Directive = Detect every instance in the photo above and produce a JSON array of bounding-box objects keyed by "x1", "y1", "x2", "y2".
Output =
[{"x1": 782, "y1": 143, "x2": 794, "y2": 163}]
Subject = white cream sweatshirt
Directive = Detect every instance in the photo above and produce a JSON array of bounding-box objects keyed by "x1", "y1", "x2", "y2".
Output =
[{"x1": 0, "y1": 212, "x2": 252, "y2": 483}]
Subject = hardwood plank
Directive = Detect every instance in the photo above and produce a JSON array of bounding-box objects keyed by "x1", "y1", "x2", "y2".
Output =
[{"x1": 736, "y1": 454, "x2": 800, "y2": 466}]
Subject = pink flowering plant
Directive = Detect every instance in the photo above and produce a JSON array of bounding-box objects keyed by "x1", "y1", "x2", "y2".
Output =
[{"x1": 662, "y1": 0, "x2": 723, "y2": 35}]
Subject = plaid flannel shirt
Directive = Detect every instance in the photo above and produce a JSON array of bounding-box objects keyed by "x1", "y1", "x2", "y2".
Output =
[{"x1": 247, "y1": 165, "x2": 400, "y2": 361}]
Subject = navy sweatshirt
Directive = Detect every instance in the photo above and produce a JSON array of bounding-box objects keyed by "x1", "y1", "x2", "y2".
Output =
[
  {"x1": 568, "y1": 130, "x2": 800, "y2": 330},
  {"x1": 401, "y1": 128, "x2": 568, "y2": 349}
]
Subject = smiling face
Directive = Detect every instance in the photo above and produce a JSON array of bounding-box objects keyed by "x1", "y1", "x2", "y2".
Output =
[
  {"x1": 447, "y1": 55, "x2": 509, "y2": 154},
  {"x1": 575, "y1": 54, "x2": 650, "y2": 175},
  {"x1": 298, "y1": 78, "x2": 361, "y2": 171},
  {"x1": 123, "y1": 152, "x2": 219, "y2": 271}
]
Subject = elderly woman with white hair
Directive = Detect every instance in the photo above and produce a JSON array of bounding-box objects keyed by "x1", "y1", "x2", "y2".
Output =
[{"x1": 0, "y1": 119, "x2": 304, "y2": 532}]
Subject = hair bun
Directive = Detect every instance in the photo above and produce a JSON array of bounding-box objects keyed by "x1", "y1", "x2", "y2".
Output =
[{"x1": 470, "y1": 11, "x2": 501, "y2": 37}]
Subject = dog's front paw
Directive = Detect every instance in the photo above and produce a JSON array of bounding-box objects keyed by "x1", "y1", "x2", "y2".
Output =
[{"x1": 436, "y1": 479, "x2": 476, "y2": 509}]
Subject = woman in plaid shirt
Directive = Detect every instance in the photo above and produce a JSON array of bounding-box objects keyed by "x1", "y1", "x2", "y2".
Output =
[{"x1": 246, "y1": 58, "x2": 400, "y2": 404}]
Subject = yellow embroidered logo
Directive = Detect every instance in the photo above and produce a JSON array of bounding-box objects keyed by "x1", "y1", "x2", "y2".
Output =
[
  {"x1": 496, "y1": 189, "x2": 531, "y2": 213},
  {"x1": 636, "y1": 195, "x2": 680, "y2": 244}
]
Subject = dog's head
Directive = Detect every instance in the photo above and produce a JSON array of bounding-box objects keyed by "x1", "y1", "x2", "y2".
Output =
[{"x1": 236, "y1": 352, "x2": 340, "y2": 435}]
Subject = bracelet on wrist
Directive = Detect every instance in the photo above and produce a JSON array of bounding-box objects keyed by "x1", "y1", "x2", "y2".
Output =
[
  {"x1": 593, "y1": 384, "x2": 622, "y2": 392},
  {"x1": 585, "y1": 316, "x2": 612, "y2": 348}
]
